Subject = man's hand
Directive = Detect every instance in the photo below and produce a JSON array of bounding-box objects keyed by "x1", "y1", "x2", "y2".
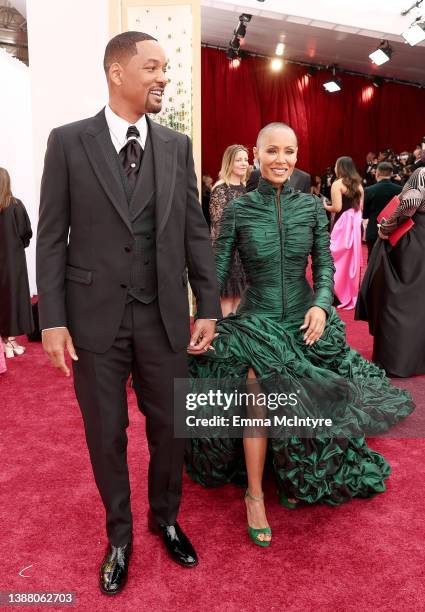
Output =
[
  {"x1": 42, "y1": 328, "x2": 78, "y2": 376},
  {"x1": 378, "y1": 228, "x2": 389, "y2": 240},
  {"x1": 300, "y1": 306, "x2": 326, "y2": 346},
  {"x1": 187, "y1": 319, "x2": 216, "y2": 355}
]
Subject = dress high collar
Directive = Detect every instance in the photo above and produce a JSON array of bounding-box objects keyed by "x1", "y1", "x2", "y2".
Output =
[{"x1": 257, "y1": 176, "x2": 293, "y2": 196}]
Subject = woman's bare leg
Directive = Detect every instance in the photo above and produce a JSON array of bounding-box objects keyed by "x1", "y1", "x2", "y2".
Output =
[
  {"x1": 220, "y1": 297, "x2": 234, "y2": 317},
  {"x1": 232, "y1": 296, "x2": 241, "y2": 314},
  {"x1": 243, "y1": 367, "x2": 271, "y2": 542}
]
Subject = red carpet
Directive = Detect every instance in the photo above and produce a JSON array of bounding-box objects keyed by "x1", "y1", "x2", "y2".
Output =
[{"x1": 1, "y1": 309, "x2": 425, "y2": 611}]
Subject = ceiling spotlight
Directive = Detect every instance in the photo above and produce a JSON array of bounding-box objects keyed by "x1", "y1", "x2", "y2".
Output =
[
  {"x1": 401, "y1": 0, "x2": 423, "y2": 16},
  {"x1": 234, "y1": 22, "x2": 247, "y2": 38},
  {"x1": 229, "y1": 35, "x2": 241, "y2": 51},
  {"x1": 239, "y1": 13, "x2": 252, "y2": 23},
  {"x1": 372, "y1": 76, "x2": 384, "y2": 87},
  {"x1": 369, "y1": 40, "x2": 393, "y2": 65},
  {"x1": 231, "y1": 57, "x2": 241, "y2": 68},
  {"x1": 275, "y1": 42, "x2": 285, "y2": 56},
  {"x1": 271, "y1": 57, "x2": 284, "y2": 71},
  {"x1": 307, "y1": 66, "x2": 317, "y2": 76},
  {"x1": 323, "y1": 78, "x2": 342, "y2": 92},
  {"x1": 226, "y1": 47, "x2": 239, "y2": 60},
  {"x1": 402, "y1": 20, "x2": 425, "y2": 45}
]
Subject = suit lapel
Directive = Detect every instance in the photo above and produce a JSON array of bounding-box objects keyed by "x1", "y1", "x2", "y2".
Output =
[
  {"x1": 80, "y1": 110, "x2": 132, "y2": 234},
  {"x1": 148, "y1": 117, "x2": 177, "y2": 238}
]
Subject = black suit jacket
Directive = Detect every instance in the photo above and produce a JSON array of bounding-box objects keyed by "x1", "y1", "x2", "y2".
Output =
[
  {"x1": 36, "y1": 110, "x2": 221, "y2": 353},
  {"x1": 363, "y1": 179, "x2": 402, "y2": 242},
  {"x1": 246, "y1": 168, "x2": 311, "y2": 194}
]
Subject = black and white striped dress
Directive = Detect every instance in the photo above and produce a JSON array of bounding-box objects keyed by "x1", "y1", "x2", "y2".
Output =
[
  {"x1": 381, "y1": 167, "x2": 425, "y2": 235},
  {"x1": 356, "y1": 167, "x2": 425, "y2": 377}
]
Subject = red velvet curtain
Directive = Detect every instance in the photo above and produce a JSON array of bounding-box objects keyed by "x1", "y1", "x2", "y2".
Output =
[{"x1": 201, "y1": 47, "x2": 425, "y2": 179}]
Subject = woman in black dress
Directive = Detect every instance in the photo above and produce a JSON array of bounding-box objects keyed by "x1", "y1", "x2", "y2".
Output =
[
  {"x1": 210, "y1": 145, "x2": 249, "y2": 316},
  {"x1": 0, "y1": 167, "x2": 34, "y2": 357},
  {"x1": 356, "y1": 167, "x2": 425, "y2": 377}
]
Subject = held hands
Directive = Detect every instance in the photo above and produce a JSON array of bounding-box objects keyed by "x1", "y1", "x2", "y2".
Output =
[
  {"x1": 187, "y1": 319, "x2": 217, "y2": 355},
  {"x1": 42, "y1": 327, "x2": 78, "y2": 376},
  {"x1": 300, "y1": 306, "x2": 326, "y2": 346},
  {"x1": 378, "y1": 228, "x2": 389, "y2": 240}
]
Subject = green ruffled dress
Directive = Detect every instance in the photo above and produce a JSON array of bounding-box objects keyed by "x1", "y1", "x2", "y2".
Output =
[{"x1": 185, "y1": 178, "x2": 415, "y2": 505}]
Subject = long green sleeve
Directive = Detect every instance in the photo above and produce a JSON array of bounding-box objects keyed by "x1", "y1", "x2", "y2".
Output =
[{"x1": 311, "y1": 197, "x2": 335, "y2": 315}]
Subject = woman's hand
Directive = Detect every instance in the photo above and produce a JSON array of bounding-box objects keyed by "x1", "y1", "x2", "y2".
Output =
[
  {"x1": 378, "y1": 227, "x2": 389, "y2": 240},
  {"x1": 300, "y1": 306, "x2": 326, "y2": 345}
]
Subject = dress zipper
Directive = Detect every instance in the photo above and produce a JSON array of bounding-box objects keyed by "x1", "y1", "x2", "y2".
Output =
[{"x1": 276, "y1": 189, "x2": 285, "y2": 319}]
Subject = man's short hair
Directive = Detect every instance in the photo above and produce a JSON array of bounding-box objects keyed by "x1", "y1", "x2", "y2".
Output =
[
  {"x1": 256, "y1": 122, "x2": 298, "y2": 148},
  {"x1": 376, "y1": 161, "x2": 393, "y2": 176},
  {"x1": 104, "y1": 31, "x2": 157, "y2": 75}
]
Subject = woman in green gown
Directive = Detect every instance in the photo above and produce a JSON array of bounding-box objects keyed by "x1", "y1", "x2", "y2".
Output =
[{"x1": 185, "y1": 123, "x2": 414, "y2": 546}]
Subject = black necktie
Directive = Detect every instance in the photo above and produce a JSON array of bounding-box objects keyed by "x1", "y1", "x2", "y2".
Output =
[{"x1": 119, "y1": 125, "x2": 143, "y2": 185}]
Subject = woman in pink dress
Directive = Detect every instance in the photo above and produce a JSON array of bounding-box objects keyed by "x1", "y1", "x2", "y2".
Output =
[
  {"x1": 324, "y1": 157, "x2": 363, "y2": 310},
  {"x1": 0, "y1": 338, "x2": 6, "y2": 374}
]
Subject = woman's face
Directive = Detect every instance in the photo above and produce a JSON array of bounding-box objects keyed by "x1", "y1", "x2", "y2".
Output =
[
  {"x1": 231, "y1": 150, "x2": 249, "y2": 179},
  {"x1": 254, "y1": 128, "x2": 298, "y2": 186}
]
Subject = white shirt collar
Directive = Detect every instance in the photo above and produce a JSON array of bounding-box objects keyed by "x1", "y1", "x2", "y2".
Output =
[{"x1": 104, "y1": 105, "x2": 148, "y2": 153}]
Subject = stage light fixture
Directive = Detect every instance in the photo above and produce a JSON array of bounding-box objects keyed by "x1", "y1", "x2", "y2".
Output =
[
  {"x1": 307, "y1": 66, "x2": 317, "y2": 76},
  {"x1": 234, "y1": 22, "x2": 247, "y2": 38},
  {"x1": 323, "y1": 79, "x2": 342, "y2": 92},
  {"x1": 369, "y1": 41, "x2": 392, "y2": 65},
  {"x1": 226, "y1": 13, "x2": 252, "y2": 66},
  {"x1": 226, "y1": 47, "x2": 239, "y2": 60},
  {"x1": 372, "y1": 76, "x2": 384, "y2": 87},
  {"x1": 231, "y1": 58, "x2": 241, "y2": 68},
  {"x1": 402, "y1": 20, "x2": 425, "y2": 45},
  {"x1": 229, "y1": 36, "x2": 241, "y2": 51},
  {"x1": 271, "y1": 57, "x2": 284, "y2": 71},
  {"x1": 275, "y1": 42, "x2": 285, "y2": 56}
]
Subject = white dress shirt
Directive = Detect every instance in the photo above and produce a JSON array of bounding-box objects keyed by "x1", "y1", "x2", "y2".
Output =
[{"x1": 104, "y1": 105, "x2": 147, "y2": 153}]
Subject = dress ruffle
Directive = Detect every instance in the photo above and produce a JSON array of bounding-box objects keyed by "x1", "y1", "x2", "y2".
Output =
[{"x1": 186, "y1": 309, "x2": 414, "y2": 505}]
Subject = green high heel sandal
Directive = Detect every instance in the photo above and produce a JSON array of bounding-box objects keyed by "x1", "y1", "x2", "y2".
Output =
[
  {"x1": 245, "y1": 490, "x2": 272, "y2": 548},
  {"x1": 278, "y1": 490, "x2": 298, "y2": 509}
]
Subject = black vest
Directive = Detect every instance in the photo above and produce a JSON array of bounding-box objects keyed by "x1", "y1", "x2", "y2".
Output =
[{"x1": 116, "y1": 132, "x2": 158, "y2": 304}]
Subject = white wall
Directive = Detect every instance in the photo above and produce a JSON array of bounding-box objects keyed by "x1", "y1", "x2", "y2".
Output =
[
  {"x1": 0, "y1": 49, "x2": 36, "y2": 293},
  {"x1": 26, "y1": 0, "x2": 110, "y2": 292}
]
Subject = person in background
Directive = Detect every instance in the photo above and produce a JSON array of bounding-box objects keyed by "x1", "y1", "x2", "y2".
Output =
[
  {"x1": 0, "y1": 167, "x2": 34, "y2": 358},
  {"x1": 394, "y1": 151, "x2": 414, "y2": 182},
  {"x1": 324, "y1": 156, "x2": 363, "y2": 310},
  {"x1": 364, "y1": 152, "x2": 377, "y2": 187},
  {"x1": 413, "y1": 142, "x2": 425, "y2": 169},
  {"x1": 320, "y1": 166, "x2": 335, "y2": 200},
  {"x1": 210, "y1": 144, "x2": 249, "y2": 317},
  {"x1": 363, "y1": 161, "x2": 402, "y2": 260},
  {"x1": 310, "y1": 174, "x2": 322, "y2": 196},
  {"x1": 201, "y1": 174, "x2": 213, "y2": 228},
  {"x1": 356, "y1": 167, "x2": 425, "y2": 377},
  {"x1": 402, "y1": 164, "x2": 416, "y2": 186},
  {"x1": 0, "y1": 337, "x2": 6, "y2": 373}
]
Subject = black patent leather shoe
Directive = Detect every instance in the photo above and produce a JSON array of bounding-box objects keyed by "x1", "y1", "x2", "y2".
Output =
[
  {"x1": 99, "y1": 541, "x2": 132, "y2": 595},
  {"x1": 148, "y1": 511, "x2": 198, "y2": 568}
]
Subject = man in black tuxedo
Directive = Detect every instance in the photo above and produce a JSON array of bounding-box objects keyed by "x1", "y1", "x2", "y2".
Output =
[
  {"x1": 246, "y1": 166, "x2": 311, "y2": 193},
  {"x1": 363, "y1": 161, "x2": 402, "y2": 260},
  {"x1": 36, "y1": 32, "x2": 221, "y2": 594}
]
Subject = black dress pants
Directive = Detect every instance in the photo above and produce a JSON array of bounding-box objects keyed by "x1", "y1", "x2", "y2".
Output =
[{"x1": 72, "y1": 299, "x2": 188, "y2": 546}]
